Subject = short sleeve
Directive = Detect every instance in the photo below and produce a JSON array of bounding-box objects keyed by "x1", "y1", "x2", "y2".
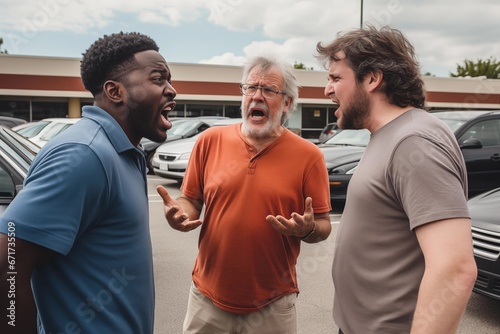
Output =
[
  {"x1": 0, "y1": 143, "x2": 108, "y2": 255},
  {"x1": 388, "y1": 135, "x2": 469, "y2": 230},
  {"x1": 304, "y1": 154, "x2": 332, "y2": 214}
]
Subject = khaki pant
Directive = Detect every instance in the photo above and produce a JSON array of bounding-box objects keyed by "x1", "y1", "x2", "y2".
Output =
[{"x1": 183, "y1": 282, "x2": 298, "y2": 334}]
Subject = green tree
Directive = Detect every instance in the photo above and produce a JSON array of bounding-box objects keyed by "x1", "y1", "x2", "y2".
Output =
[
  {"x1": 0, "y1": 37, "x2": 8, "y2": 54},
  {"x1": 450, "y1": 57, "x2": 500, "y2": 79},
  {"x1": 294, "y1": 62, "x2": 313, "y2": 70}
]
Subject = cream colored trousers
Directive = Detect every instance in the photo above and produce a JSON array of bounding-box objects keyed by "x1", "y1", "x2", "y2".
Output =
[{"x1": 183, "y1": 282, "x2": 298, "y2": 334}]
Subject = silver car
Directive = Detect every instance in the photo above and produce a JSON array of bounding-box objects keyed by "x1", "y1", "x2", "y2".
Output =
[{"x1": 152, "y1": 118, "x2": 242, "y2": 183}]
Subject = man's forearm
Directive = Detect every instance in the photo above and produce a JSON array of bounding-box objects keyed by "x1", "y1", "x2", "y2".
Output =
[{"x1": 410, "y1": 269, "x2": 476, "y2": 333}]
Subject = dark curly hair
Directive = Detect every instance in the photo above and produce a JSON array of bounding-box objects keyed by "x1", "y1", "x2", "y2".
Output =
[
  {"x1": 316, "y1": 25, "x2": 425, "y2": 109},
  {"x1": 81, "y1": 32, "x2": 159, "y2": 96}
]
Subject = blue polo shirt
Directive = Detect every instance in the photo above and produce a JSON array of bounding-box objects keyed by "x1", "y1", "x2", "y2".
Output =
[{"x1": 0, "y1": 106, "x2": 154, "y2": 333}]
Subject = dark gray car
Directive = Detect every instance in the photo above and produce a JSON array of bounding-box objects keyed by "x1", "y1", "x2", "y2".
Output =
[{"x1": 0, "y1": 126, "x2": 40, "y2": 215}]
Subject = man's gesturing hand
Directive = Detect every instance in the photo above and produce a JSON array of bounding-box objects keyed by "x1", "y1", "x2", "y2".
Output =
[
  {"x1": 156, "y1": 185, "x2": 202, "y2": 232},
  {"x1": 265, "y1": 197, "x2": 315, "y2": 238}
]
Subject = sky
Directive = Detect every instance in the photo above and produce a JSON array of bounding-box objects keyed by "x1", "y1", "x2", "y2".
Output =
[{"x1": 1, "y1": 0, "x2": 499, "y2": 78}]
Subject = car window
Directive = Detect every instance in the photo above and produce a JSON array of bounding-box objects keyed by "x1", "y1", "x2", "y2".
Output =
[
  {"x1": 439, "y1": 119, "x2": 468, "y2": 132},
  {"x1": 0, "y1": 163, "x2": 15, "y2": 197},
  {"x1": 17, "y1": 121, "x2": 51, "y2": 138},
  {"x1": 324, "y1": 129, "x2": 371, "y2": 146},
  {"x1": 40, "y1": 123, "x2": 72, "y2": 141},
  {"x1": 170, "y1": 121, "x2": 202, "y2": 136},
  {"x1": 458, "y1": 119, "x2": 500, "y2": 146}
]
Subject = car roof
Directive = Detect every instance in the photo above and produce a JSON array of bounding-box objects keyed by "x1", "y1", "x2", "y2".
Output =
[
  {"x1": 431, "y1": 110, "x2": 500, "y2": 133},
  {"x1": 40, "y1": 117, "x2": 81, "y2": 123},
  {"x1": 430, "y1": 110, "x2": 498, "y2": 120},
  {"x1": 0, "y1": 116, "x2": 27, "y2": 128},
  {"x1": 211, "y1": 118, "x2": 243, "y2": 126},
  {"x1": 0, "y1": 125, "x2": 40, "y2": 175},
  {"x1": 155, "y1": 118, "x2": 242, "y2": 153}
]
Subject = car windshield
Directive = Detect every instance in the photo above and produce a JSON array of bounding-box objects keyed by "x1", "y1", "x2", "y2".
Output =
[
  {"x1": 432, "y1": 111, "x2": 492, "y2": 132},
  {"x1": 324, "y1": 129, "x2": 371, "y2": 147},
  {"x1": 437, "y1": 119, "x2": 467, "y2": 132},
  {"x1": 16, "y1": 121, "x2": 51, "y2": 138},
  {"x1": 169, "y1": 120, "x2": 201, "y2": 136},
  {"x1": 40, "y1": 123, "x2": 72, "y2": 141}
]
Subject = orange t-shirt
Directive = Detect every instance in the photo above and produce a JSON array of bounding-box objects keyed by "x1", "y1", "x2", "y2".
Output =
[{"x1": 182, "y1": 123, "x2": 331, "y2": 314}]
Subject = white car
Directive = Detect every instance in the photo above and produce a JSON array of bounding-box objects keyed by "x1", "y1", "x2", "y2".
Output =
[
  {"x1": 152, "y1": 118, "x2": 242, "y2": 182},
  {"x1": 13, "y1": 118, "x2": 80, "y2": 147}
]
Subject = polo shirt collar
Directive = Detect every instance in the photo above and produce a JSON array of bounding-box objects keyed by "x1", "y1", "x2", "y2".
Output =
[{"x1": 82, "y1": 105, "x2": 136, "y2": 154}]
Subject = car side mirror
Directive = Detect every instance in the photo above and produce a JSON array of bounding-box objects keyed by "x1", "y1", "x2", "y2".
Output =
[{"x1": 460, "y1": 138, "x2": 483, "y2": 149}]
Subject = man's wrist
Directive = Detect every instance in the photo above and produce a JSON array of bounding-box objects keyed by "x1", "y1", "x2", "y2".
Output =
[{"x1": 300, "y1": 221, "x2": 316, "y2": 241}]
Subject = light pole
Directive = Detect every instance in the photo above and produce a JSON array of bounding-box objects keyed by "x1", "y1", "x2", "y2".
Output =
[{"x1": 360, "y1": 0, "x2": 364, "y2": 28}]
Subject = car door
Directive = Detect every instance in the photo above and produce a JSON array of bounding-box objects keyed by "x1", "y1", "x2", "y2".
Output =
[{"x1": 457, "y1": 118, "x2": 500, "y2": 197}]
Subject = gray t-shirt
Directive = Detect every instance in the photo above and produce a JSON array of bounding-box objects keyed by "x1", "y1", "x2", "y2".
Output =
[{"x1": 332, "y1": 109, "x2": 469, "y2": 333}]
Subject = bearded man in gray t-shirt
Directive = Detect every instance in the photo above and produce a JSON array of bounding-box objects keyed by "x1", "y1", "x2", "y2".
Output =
[{"x1": 316, "y1": 26, "x2": 477, "y2": 334}]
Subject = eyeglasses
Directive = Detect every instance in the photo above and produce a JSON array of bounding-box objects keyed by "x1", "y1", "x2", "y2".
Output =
[{"x1": 240, "y1": 84, "x2": 286, "y2": 99}]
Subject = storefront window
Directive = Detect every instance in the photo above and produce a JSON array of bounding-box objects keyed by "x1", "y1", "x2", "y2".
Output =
[
  {"x1": 301, "y1": 106, "x2": 327, "y2": 140},
  {"x1": 186, "y1": 104, "x2": 223, "y2": 117},
  {"x1": 32, "y1": 102, "x2": 67, "y2": 120},
  {"x1": 167, "y1": 103, "x2": 186, "y2": 118},
  {"x1": 0, "y1": 100, "x2": 30, "y2": 121},
  {"x1": 302, "y1": 107, "x2": 327, "y2": 128},
  {"x1": 224, "y1": 105, "x2": 241, "y2": 118}
]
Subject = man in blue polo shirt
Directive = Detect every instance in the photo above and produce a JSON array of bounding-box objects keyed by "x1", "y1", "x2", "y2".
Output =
[{"x1": 0, "y1": 32, "x2": 177, "y2": 333}]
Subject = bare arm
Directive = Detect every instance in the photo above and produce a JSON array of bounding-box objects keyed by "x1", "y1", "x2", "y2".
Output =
[
  {"x1": 156, "y1": 185, "x2": 204, "y2": 232},
  {"x1": 411, "y1": 218, "x2": 477, "y2": 334},
  {"x1": 266, "y1": 197, "x2": 332, "y2": 243},
  {"x1": 0, "y1": 233, "x2": 55, "y2": 334}
]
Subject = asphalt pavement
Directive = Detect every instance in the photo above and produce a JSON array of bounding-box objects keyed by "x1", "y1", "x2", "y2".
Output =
[{"x1": 147, "y1": 176, "x2": 500, "y2": 334}]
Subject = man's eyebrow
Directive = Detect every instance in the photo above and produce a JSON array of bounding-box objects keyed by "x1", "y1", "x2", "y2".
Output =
[{"x1": 150, "y1": 66, "x2": 167, "y2": 73}]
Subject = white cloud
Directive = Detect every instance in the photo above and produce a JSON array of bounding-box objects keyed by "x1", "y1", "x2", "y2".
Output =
[
  {"x1": 0, "y1": 0, "x2": 206, "y2": 33},
  {"x1": 199, "y1": 52, "x2": 247, "y2": 66},
  {"x1": 1, "y1": 0, "x2": 499, "y2": 77}
]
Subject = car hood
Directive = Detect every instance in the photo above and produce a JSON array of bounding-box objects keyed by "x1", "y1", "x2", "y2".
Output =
[
  {"x1": 468, "y1": 187, "x2": 500, "y2": 231},
  {"x1": 318, "y1": 146, "x2": 366, "y2": 167}
]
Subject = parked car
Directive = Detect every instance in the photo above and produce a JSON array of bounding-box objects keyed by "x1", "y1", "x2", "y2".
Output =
[
  {"x1": 318, "y1": 129, "x2": 371, "y2": 202},
  {"x1": 141, "y1": 116, "x2": 228, "y2": 173},
  {"x1": 0, "y1": 116, "x2": 27, "y2": 128},
  {"x1": 0, "y1": 126, "x2": 40, "y2": 215},
  {"x1": 468, "y1": 187, "x2": 500, "y2": 300},
  {"x1": 318, "y1": 122, "x2": 340, "y2": 143},
  {"x1": 152, "y1": 118, "x2": 242, "y2": 182},
  {"x1": 13, "y1": 118, "x2": 81, "y2": 147},
  {"x1": 432, "y1": 111, "x2": 500, "y2": 198},
  {"x1": 321, "y1": 110, "x2": 500, "y2": 203}
]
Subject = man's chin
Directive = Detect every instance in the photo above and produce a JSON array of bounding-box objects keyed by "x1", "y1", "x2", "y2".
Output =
[{"x1": 146, "y1": 133, "x2": 167, "y2": 143}]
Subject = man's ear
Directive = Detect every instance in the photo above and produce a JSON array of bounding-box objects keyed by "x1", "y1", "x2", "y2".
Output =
[
  {"x1": 103, "y1": 80, "x2": 124, "y2": 104},
  {"x1": 283, "y1": 97, "x2": 292, "y2": 112},
  {"x1": 366, "y1": 70, "x2": 383, "y2": 92}
]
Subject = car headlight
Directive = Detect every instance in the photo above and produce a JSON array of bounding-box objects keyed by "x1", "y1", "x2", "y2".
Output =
[{"x1": 179, "y1": 152, "x2": 191, "y2": 160}]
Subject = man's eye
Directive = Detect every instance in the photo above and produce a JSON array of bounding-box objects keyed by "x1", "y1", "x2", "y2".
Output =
[
  {"x1": 153, "y1": 77, "x2": 164, "y2": 83},
  {"x1": 247, "y1": 85, "x2": 257, "y2": 91},
  {"x1": 263, "y1": 87, "x2": 274, "y2": 93}
]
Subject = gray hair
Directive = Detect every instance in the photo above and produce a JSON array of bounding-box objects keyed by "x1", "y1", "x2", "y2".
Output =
[{"x1": 241, "y1": 55, "x2": 299, "y2": 120}]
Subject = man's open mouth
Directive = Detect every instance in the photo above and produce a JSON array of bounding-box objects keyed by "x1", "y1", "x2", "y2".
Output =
[{"x1": 250, "y1": 109, "x2": 266, "y2": 119}]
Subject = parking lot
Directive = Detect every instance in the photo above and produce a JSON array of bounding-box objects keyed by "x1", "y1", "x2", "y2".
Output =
[{"x1": 147, "y1": 175, "x2": 500, "y2": 334}]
